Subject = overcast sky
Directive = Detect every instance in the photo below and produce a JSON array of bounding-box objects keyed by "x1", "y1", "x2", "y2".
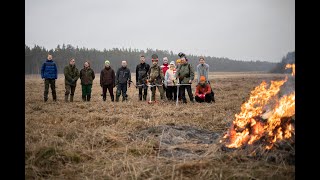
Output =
[{"x1": 25, "y1": 0, "x2": 294, "y2": 62}]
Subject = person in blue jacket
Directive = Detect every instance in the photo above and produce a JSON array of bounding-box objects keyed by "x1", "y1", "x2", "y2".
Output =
[{"x1": 41, "y1": 53, "x2": 58, "y2": 102}]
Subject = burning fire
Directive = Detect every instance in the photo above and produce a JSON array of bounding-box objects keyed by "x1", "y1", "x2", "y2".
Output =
[
  {"x1": 285, "y1": 64, "x2": 295, "y2": 76},
  {"x1": 221, "y1": 64, "x2": 295, "y2": 150}
]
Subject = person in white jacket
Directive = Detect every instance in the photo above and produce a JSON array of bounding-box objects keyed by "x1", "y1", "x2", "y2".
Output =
[{"x1": 164, "y1": 61, "x2": 178, "y2": 101}]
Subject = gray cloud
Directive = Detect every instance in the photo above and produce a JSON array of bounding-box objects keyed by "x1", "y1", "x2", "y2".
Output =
[{"x1": 25, "y1": 0, "x2": 294, "y2": 62}]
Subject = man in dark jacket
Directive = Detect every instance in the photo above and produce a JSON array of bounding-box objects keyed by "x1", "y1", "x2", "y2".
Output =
[
  {"x1": 80, "y1": 61, "x2": 95, "y2": 101},
  {"x1": 136, "y1": 55, "x2": 150, "y2": 101},
  {"x1": 64, "y1": 58, "x2": 80, "y2": 102},
  {"x1": 100, "y1": 60, "x2": 116, "y2": 101},
  {"x1": 41, "y1": 53, "x2": 58, "y2": 102},
  {"x1": 115, "y1": 61, "x2": 131, "y2": 102}
]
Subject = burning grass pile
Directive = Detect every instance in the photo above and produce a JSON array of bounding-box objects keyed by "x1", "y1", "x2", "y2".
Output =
[{"x1": 25, "y1": 72, "x2": 294, "y2": 179}]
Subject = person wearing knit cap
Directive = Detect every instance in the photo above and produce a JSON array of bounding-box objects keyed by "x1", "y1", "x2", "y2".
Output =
[
  {"x1": 195, "y1": 76, "x2": 212, "y2": 103},
  {"x1": 80, "y1": 61, "x2": 95, "y2": 101},
  {"x1": 161, "y1": 57, "x2": 170, "y2": 99},
  {"x1": 136, "y1": 55, "x2": 150, "y2": 101},
  {"x1": 164, "y1": 61, "x2": 178, "y2": 101},
  {"x1": 176, "y1": 52, "x2": 195, "y2": 103},
  {"x1": 196, "y1": 56, "x2": 215, "y2": 102},
  {"x1": 100, "y1": 60, "x2": 116, "y2": 101},
  {"x1": 147, "y1": 54, "x2": 165, "y2": 102}
]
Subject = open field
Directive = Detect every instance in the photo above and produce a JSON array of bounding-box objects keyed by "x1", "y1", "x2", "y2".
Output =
[{"x1": 25, "y1": 72, "x2": 294, "y2": 179}]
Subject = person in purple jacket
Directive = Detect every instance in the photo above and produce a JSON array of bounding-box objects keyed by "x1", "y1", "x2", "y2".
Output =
[{"x1": 41, "y1": 53, "x2": 58, "y2": 102}]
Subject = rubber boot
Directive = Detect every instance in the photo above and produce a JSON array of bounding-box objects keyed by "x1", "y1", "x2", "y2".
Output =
[
  {"x1": 65, "y1": 94, "x2": 69, "y2": 102},
  {"x1": 52, "y1": 93, "x2": 57, "y2": 102}
]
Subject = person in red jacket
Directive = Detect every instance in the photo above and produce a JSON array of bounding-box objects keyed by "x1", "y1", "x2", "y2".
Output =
[
  {"x1": 161, "y1": 57, "x2": 170, "y2": 99},
  {"x1": 195, "y1": 76, "x2": 213, "y2": 103}
]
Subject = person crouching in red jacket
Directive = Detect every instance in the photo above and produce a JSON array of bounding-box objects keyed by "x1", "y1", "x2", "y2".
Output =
[{"x1": 195, "y1": 76, "x2": 213, "y2": 103}]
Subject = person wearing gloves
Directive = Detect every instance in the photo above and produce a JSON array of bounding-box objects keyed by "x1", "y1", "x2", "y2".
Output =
[
  {"x1": 164, "y1": 61, "x2": 177, "y2": 101},
  {"x1": 195, "y1": 76, "x2": 212, "y2": 103},
  {"x1": 64, "y1": 58, "x2": 80, "y2": 102},
  {"x1": 100, "y1": 60, "x2": 116, "y2": 102},
  {"x1": 147, "y1": 54, "x2": 165, "y2": 102}
]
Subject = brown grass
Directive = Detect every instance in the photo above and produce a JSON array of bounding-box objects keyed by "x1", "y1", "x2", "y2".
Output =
[{"x1": 25, "y1": 72, "x2": 294, "y2": 179}]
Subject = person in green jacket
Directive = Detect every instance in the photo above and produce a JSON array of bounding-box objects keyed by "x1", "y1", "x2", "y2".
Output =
[
  {"x1": 80, "y1": 61, "x2": 95, "y2": 101},
  {"x1": 176, "y1": 52, "x2": 195, "y2": 103},
  {"x1": 64, "y1": 58, "x2": 80, "y2": 102}
]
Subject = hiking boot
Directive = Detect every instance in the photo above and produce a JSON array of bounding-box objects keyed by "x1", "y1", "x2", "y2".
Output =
[{"x1": 65, "y1": 95, "x2": 69, "y2": 102}]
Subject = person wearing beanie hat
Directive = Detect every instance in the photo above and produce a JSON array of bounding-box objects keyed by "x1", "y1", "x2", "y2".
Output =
[
  {"x1": 147, "y1": 54, "x2": 165, "y2": 102},
  {"x1": 195, "y1": 76, "x2": 212, "y2": 103},
  {"x1": 176, "y1": 52, "x2": 195, "y2": 103},
  {"x1": 100, "y1": 60, "x2": 116, "y2": 101},
  {"x1": 80, "y1": 61, "x2": 95, "y2": 101},
  {"x1": 41, "y1": 53, "x2": 58, "y2": 102},
  {"x1": 64, "y1": 58, "x2": 80, "y2": 102},
  {"x1": 160, "y1": 57, "x2": 170, "y2": 99},
  {"x1": 164, "y1": 61, "x2": 178, "y2": 101},
  {"x1": 196, "y1": 56, "x2": 215, "y2": 102},
  {"x1": 136, "y1": 55, "x2": 150, "y2": 101}
]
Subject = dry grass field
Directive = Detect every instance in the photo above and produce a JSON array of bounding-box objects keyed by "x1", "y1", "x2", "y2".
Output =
[{"x1": 25, "y1": 72, "x2": 294, "y2": 179}]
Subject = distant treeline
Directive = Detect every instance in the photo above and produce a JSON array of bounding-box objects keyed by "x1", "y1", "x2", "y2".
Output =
[
  {"x1": 270, "y1": 51, "x2": 295, "y2": 73},
  {"x1": 25, "y1": 44, "x2": 278, "y2": 74}
]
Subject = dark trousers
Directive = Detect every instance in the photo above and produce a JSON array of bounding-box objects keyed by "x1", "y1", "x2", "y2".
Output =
[
  {"x1": 82, "y1": 84, "x2": 92, "y2": 96},
  {"x1": 82, "y1": 84, "x2": 92, "y2": 101},
  {"x1": 138, "y1": 84, "x2": 148, "y2": 96},
  {"x1": 163, "y1": 85, "x2": 168, "y2": 99},
  {"x1": 195, "y1": 93, "x2": 212, "y2": 103},
  {"x1": 116, "y1": 83, "x2": 127, "y2": 98},
  {"x1": 166, "y1": 86, "x2": 177, "y2": 101},
  {"x1": 65, "y1": 84, "x2": 76, "y2": 96},
  {"x1": 102, "y1": 85, "x2": 114, "y2": 100},
  {"x1": 179, "y1": 85, "x2": 194, "y2": 102},
  {"x1": 44, "y1": 79, "x2": 56, "y2": 100}
]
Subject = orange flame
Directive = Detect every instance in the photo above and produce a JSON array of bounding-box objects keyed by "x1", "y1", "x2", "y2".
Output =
[
  {"x1": 222, "y1": 68, "x2": 295, "y2": 150},
  {"x1": 285, "y1": 64, "x2": 295, "y2": 76}
]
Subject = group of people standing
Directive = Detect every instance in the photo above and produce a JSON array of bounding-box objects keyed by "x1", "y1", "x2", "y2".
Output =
[{"x1": 40, "y1": 52, "x2": 215, "y2": 103}]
